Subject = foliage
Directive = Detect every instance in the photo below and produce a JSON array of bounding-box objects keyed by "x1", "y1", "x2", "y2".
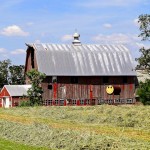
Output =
[
  {"x1": 136, "y1": 47, "x2": 150, "y2": 70},
  {"x1": 137, "y1": 79, "x2": 150, "y2": 105},
  {"x1": 139, "y1": 14, "x2": 150, "y2": 41},
  {"x1": 9, "y1": 65, "x2": 25, "y2": 85},
  {"x1": 19, "y1": 100, "x2": 31, "y2": 107},
  {"x1": 136, "y1": 14, "x2": 150, "y2": 70},
  {"x1": 0, "y1": 59, "x2": 25, "y2": 88},
  {"x1": 0, "y1": 59, "x2": 11, "y2": 88},
  {"x1": 26, "y1": 69, "x2": 46, "y2": 106},
  {"x1": 0, "y1": 105, "x2": 150, "y2": 149},
  {"x1": 136, "y1": 14, "x2": 150, "y2": 105}
]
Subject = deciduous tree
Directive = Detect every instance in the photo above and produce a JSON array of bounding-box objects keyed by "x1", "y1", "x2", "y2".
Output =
[
  {"x1": 9, "y1": 65, "x2": 25, "y2": 85},
  {"x1": 137, "y1": 14, "x2": 150, "y2": 105},
  {"x1": 26, "y1": 69, "x2": 46, "y2": 106},
  {"x1": 136, "y1": 14, "x2": 150, "y2": 71},
  {"x1": 0, "y1": 59, "x2": 11, "y2": 88}
]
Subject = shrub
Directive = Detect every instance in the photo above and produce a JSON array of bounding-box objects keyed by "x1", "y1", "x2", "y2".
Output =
[
  {"x1": 137, "y1": 79, "x2": 150, "y2": 105},
  {"x1": 19, "y1": 100, "x2": 31, "y2": 107}
]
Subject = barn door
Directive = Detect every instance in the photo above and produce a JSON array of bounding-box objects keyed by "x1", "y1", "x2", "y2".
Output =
[
  {"x1": 61, "y1": 86, "x2": 66, "y2": 99},
  {"x1": 3, "y1": 97, "x2": 10, "y2": 108}
]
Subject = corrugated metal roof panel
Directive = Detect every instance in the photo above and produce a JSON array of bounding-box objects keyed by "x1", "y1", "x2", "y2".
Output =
[
  {"x1": 4, "y1": 85, "x2": 31, "y2": 96},
  {"x1": 32, "y1": 44, "x2": 136, "y2": 76}
]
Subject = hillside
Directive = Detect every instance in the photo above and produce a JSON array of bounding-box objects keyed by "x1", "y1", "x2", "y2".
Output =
[{"x1": 0, "y1": 105, "x2": 150, "y2": 149}]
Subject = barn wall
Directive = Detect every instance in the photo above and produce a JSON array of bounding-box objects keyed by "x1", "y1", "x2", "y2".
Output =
[
  {"x1": 0, "y1": 87, "x2": 10, "y2": 97},
  {"x1": 42, "y1": 76, "x2": 135, "y2": 101},
  {"x1": 0, "y1": 87, "x2": 10, "y2": 107},
  {"x1": 0, "y1": 99, "x2": 2, "y2": 107},
  {"x1": 12, "y1": 97, "x2": 27, "y2": 106},
  {"x1": 41, "y1": 77, "x2": 53, "y2": 100},
  {"x1": 25, "y1": 49, "x2": 32, "y2": 71},
  {"x1": 25, "y1": 47, "x2": 38, "y2": 84}
]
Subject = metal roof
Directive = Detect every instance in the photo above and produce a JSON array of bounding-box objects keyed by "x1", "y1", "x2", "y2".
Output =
[
  {"x1": 4, "y1": 85, "x2": 31, "y2": 96},
  {"x1": 30, "y1": 43, "x2": 136, "y2": 76}
]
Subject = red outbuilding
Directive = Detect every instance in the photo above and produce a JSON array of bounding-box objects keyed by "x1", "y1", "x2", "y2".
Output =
[{"x1": 0, "y1": 85, "x2": 31, "y2": 108}]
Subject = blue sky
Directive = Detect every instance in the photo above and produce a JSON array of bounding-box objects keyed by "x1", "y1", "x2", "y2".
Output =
[{"x1": 0, "y1": 0, "x2": 149, "y2": 65}]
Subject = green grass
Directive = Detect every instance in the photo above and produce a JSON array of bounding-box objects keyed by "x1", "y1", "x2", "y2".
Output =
[
  {"x1": 0, "y1": 137, "x2": 48, "y2": 150},
  {"x1": 0, "y1": 105, "x2": 150, "y2": 149}
]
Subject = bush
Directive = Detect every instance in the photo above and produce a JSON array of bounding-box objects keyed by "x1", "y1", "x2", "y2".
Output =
[
  {"x1": 137, "y1": 79, "x2": 150, "y2": 105},
  {"x1": 19, "y1": 100, "x2": 31, "y2": 107}
]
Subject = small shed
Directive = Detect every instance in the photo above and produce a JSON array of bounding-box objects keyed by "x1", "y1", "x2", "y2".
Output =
[{"x1": 0, "y1": 85, "x2": 31, "y2": 108}]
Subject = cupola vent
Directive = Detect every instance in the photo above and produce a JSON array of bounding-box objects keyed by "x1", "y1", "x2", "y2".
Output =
[{"x1": 72, "y1": 32, "x2": 81, "y2": 45}]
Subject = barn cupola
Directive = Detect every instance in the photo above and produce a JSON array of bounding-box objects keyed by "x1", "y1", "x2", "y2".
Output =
[{"x1": 72, "y1": 32, "x2": 81, "y2": 45}]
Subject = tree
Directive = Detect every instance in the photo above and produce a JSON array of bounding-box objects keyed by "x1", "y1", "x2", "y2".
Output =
[
  {"x1": 26, "y1": 69, "x2": 46, "y2": 106},
  {"x1": 0, "y1": 59, "x2": 11, "y2": 88},
  {"x1": 9, "y1": 65, "x2": 25, "y2": 85},
  {"x1": 136, "y1": 14, "x2": 150, "y2": 71},
  {"x1": 0, "y1": 59, "x2": 25, "y2": 88},
  {"x1": 137, "y1": 79, "x2": 150, "y2": 105},
  {"x1": 139, "y1": 14, "x2": 150, "y2": 41},
  {"x1": 136, "y1": 14, "x2": 150, "y2": 105}
]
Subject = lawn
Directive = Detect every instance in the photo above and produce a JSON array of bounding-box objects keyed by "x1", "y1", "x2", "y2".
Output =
[{"x1": 0, "y1": 105, "x2": 150, "y2": 149}]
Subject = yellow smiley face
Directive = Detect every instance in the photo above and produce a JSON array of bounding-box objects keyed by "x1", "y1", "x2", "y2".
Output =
[{"x1": 106, "y1": 85, "x2": 114, "y2": 94}]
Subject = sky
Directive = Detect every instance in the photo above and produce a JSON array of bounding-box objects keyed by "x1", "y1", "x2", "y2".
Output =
[{"x1": 0, "y1": 0, "x2": 149, "y2": 65}]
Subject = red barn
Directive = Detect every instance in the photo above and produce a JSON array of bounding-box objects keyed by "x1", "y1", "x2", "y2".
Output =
[
  {"x1": 25, "y1": 33, "x2": 137, "y2": 106},
  {"x1": 0, "y1": 85, "x2": 31, "y2": 108}
]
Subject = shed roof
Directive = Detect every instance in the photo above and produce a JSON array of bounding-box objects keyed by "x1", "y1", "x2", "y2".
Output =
[
  {"x1": 28, "y1": 43, "x2": 136, "y2": 76},
  {"x1": 4, "y1": 85, "x2": 31, "y2": 96}
]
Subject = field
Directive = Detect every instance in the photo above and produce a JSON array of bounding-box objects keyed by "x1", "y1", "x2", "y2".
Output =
[{"x1": 0, "y1": 105, "x2": 150, "y2": 150}]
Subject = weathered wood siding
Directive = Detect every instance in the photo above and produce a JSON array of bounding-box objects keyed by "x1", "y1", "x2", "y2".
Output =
[
  {"x1": 25, "y1": 47, "x2": 38, "y2": 84},
  {"x1": 41, "y1": 76, "x2": 135, "y2": 101}
]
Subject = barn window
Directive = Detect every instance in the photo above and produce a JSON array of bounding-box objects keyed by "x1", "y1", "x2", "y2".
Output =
[
  {"x1": 123, "y1": 76, "x2": 128, "y2": 83},
  {"x1": 48, "y1": 85, "x2": 52, "y2": 90},
  {"x1": 108, "y1": 100, "x2": 113, "y2": 104},
  {"x1": 60, "y1": 99, "x2": 64, "y2": 106},
  {"x1": 126, "y1": 99, "x2": 133, "y2": 104},
  {"x1": 80, "y1": 99, "x2": 84, "y2": 105},
  {"x1": 44, "y1": 100, "x2": 52, "y2": 106},
  {"x1": 71, "y1": 77, "x2": 78, "y2": 84},
  {"x1": 72, "y1": 99, "x2": 77, "y2": 105},
  {"x1": 55, "y1": 100, "x2": 59, "y2": 105},
  {"x1": 115, "y1": 99, "x2": 121, "y2": 103},
  {"x1": 86, "y1": 99, "x2": 91, "y2": 105},
  {"x1": 103, "y1": 76, "x2": 109, "y2": 83}
]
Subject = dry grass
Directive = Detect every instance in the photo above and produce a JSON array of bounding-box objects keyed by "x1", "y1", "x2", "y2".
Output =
[{"x1": 0, "y1": 105, "x2": 150, "y2": 149}]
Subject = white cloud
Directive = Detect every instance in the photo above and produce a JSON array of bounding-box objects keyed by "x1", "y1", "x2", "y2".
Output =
[
  {"x1": 61, "y1": 34, "x2": 73, "y2": 42},
  {"x1": 92, "y1": 33, "x2": 140, "y2": 44},
  {"x1": 0, "y1": 48, "x2": 7, "y2": 53},
  {"x1": 11, "y1": 49, "x2": 26, "y2": 55},
  {"x1": 103, "y1": 23, "x2": 112, "y2": 28},
  {"x1": 1, "y1": 25, "x2": 29, "y2": 36}
]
